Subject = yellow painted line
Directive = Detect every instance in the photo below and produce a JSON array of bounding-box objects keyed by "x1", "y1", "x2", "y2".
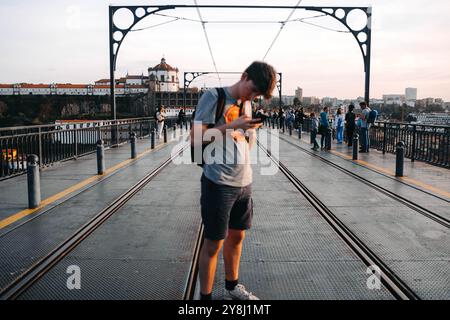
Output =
[
  {"x1": 330, "y1": 150, "x2": 450, "y2": 199},
  {"x1": 0, "y1": 141, "x2": 169, "y2": 230}
]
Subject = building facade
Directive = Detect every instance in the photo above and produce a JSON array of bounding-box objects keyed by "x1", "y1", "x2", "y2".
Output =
[
  {"x1": 295, "y1": 87, "x2": 303, "y2": 102},
  {"x1": 148, "y1": 57, "x2": 179, "y2": 93},
  {"x1": 383, "y1": 94, "x2": 405, "y2": 106}
]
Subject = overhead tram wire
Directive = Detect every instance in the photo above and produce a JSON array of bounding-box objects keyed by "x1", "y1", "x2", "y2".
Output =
[
  {"x1": 291, "y1": 14, "x2": 351, "y2": 33},
  {"x1": 193, "y1": 0, "x2": 222, "y2": 86},
  {"x1": 262, "y1": 0, "x2": 304, "y2": 61},
  {"x1": 137, "y1": 12, "x2": 349, "y2": 33},
  {"x1": 130, "y1": 18, "x2": 180, "y2": 32}
]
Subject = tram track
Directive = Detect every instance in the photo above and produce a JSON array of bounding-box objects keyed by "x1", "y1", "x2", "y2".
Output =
[
  {"x1": 268, "y1": 130, "x2": 450, "y2": 229},
  {"x1": 0, "y1": 138, "x2": 175, "y2": 239},
  {"x1": 0, "y1": 143, "x2": 190, "y2": 300},
  {"x1": 257, "y1": 139, "x2": 420, "y2": 300}
]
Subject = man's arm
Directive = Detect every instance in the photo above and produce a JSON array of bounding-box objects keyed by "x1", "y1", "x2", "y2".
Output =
[{"x1": 190, "y1": 116, "x2": 260, "y2": 147}]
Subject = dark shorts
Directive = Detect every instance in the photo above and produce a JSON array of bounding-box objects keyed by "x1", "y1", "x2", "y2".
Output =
[{"x1": 200, "y1": 174, "x2": 253, "y2": 241}]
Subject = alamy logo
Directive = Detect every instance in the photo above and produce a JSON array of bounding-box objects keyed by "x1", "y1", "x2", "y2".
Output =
[
  {"x1": 366, "y1": 265, "x2": 381, "y2": 290},
  {"x1": 171, "y1": 126, "x2": 279, "y2": 176},
  {"x1": 66, "y1": 265, "x2": 81, "y2": 290}
]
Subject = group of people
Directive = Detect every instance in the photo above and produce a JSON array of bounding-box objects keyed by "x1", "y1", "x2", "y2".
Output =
[
  {"x1": 255, "y1": 107, "x2": 306, "y2": 130},
  {"x1": 309, "y1": 101, "x2": 372, "y2": 152}
]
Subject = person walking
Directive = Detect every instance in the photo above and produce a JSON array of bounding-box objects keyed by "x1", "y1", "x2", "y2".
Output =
[
  {"x1": 319, "y1": 106, "x2": 329, "y2": 150},
  {"x1": 191, "y1": 61, "x2": 277, "y2": 300},
  {"x1": 156, "y1": 105, "x2": 166, "y2": 139},
  {"x1": 345, "y1": 104, "x2": 356, "y2": 148},
  {"x1": 310, "y1": 112, "x2": 320, "y2": 150},
  {"x1": 334, "y1": 107, "x2": 345, "y2": 144},
  {"x1": 177, "y1": 108, "x2": 186, "y2": 127},
  {"x1": 359, "y1": 101, "x2": 371, "y2": 152}
]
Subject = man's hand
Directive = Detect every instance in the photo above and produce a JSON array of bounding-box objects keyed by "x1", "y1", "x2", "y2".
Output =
[{"x1": 230, "y1": 115, "x2": 263, "y2": 131}]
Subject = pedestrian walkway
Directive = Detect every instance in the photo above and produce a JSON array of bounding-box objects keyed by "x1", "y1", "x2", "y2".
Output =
[{"x1": 289, "y1": 129, "x2": 450, "y2": 200}]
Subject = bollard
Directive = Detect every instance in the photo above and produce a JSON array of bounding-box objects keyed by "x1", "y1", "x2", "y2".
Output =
[
  {"x1": 173, "y1": 125, "x2": 177, "y2": 139},
  {"x1": 163, "y1": 126, "x2": 167, "y2": 143},
  {"x1": 185, "y1": 120, "x2": 188, "y2": 131},
  {"x1": 298, "y1": 124, "x2": 302, "y2": 140},
  {"x1": 282, "y1": 122, "x2": 285, "y2": 134},
  {"x1": 271, "y1": 119, "x2": 274, "y2": 129},
  {"x1": 353, "y1": 133, "x2": 359, "y2": 160},
  {"x1": 27, "y1": 154, "x2": 41, "y2": 209},
  {"x1": 395, "y1": 141, "x2": 405, "y2": 177},
  {"x1": 289, "y1": 125, "x2": 292, "y2": 136},
  {"x1": 96, "y1": 139, "x2": 105, "y2": 175},
  {"x1": 326, "y1": 128, "x2": 332, "y2": 150},
  {"x1": 151, "y1": 128, "x2": 155, "y2": 149},
  {"x1": 130, "y1": 132, "x2": 137, "y2": 159}
]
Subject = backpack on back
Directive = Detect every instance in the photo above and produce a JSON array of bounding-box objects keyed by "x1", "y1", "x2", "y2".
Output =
[
  {"x1": 367, "y1": 109, "x2": 378, "y2": 124},
  {"x1": 190, "y1": 88, "x2": 226, "y2": 167}
]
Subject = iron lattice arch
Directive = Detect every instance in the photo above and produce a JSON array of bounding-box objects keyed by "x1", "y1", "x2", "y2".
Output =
[{"x1": 109, "y1": 5, "x2": 372, "y2": 119}]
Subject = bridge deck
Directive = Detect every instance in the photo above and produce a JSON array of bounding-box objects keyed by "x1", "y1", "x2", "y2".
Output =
[{"x1": 0, "y1": 128, "x2": 448, "y2": 300}]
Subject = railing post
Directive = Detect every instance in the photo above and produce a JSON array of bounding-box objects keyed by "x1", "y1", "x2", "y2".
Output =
[
  {"x1": 130, "y1": 132, "x2": 137, "y2": 159},
  {"x1": 151, "y1": 127, "x2": 155, "y2": 149},
  {"x1": 411, "y1": 125, "x2": 416, "y2": 162},
  {"x1": 97, "y1": 139, "x2": 105, "y2": 175},
  {"x1": 396, "y1": 141, "x2": 405, "y2": 177},
  {"x1": 27, "y1": 154, "x2": 40, "y2": 209},
  {"x1": 38, "y1": 127, "x2": 43, "y2": 168},
  {"x1": 163, "y1": 126, "x2": 167, "y2": 143},
  {"x1": 353, "y1": 133, "x2": 359, "y2": 160},
  {"x1": 74, "y1": 126, "x2": 78, "y2": 159},
  {"x1": 326, "y1": 127, "x2": 332, "y2": 150},
  {"x1": 382, "y1": 122, "x2": 387, "y2": 155}
]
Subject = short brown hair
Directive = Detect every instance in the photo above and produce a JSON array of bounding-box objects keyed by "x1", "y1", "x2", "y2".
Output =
[{"x1": 245, "y1": 61, "x2": 277, "y2": 99}]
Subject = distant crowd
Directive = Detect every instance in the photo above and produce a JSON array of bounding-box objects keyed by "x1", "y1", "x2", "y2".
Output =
[{"x1": 253, "y1": 102, "x2": 377, "y2": 152}]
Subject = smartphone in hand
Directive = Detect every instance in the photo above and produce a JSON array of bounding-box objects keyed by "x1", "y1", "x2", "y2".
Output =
[{"x1": 251, "y1": 118, "x2": 263, "y2": 124}]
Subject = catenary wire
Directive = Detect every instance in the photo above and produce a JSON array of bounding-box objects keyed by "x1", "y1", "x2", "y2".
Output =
[
  {"x1": 193, "y1": 0, "x2": 222, "y2": 86},
  {"x1": 262, "y1": 0, "x2": 304, "y2": 61}
]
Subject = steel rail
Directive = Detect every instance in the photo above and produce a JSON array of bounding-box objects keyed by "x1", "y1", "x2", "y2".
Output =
[
  {"x1": 257, "y1": 139, "x2": 420, "y2": 300},
  {"x1": 0, "y1": 143, "x2": 189, "y2": 300},
  {"x1": 273, "y1": 131, "x2": 450, "y2": 229}
]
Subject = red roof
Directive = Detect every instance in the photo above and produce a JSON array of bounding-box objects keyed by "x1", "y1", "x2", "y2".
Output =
[
  {"x1": 19, "y1": 84, "x2": 50, "y2": 88},
  {"x1": 56, "y1": 84, "x2": 87, "y2": 89},
  {"x1": 0, "y1": 84, "x2": 13, "y2": 88},
  {"x1": 149, "y1": 57, "x2": 178, "y2": 72}
]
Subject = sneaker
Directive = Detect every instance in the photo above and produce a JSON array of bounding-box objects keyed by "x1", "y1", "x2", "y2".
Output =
[{"x1": 224, "y1": 284, "x2": 260, "y2": 300}]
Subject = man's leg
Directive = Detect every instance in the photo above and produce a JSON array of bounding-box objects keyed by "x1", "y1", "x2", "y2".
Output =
[
  {"x1": 199, "y1": 239, "x2": 224, "y2": 296},
  {"x1": 223, "y1": 229, "x2": 246, "y2": 282},
  {"x1": 363, "y1": 127, "x2": 369, "y2": 152}
]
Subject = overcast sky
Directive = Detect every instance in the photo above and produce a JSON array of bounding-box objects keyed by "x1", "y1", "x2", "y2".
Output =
[{"x1": 1, "y1": 0, "x2": 449, "y2": 100}]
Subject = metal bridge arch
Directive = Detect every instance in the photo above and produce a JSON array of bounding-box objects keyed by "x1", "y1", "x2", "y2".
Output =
[{"x1": 109, "y1": 4, "x2": 372, "y2": 120}]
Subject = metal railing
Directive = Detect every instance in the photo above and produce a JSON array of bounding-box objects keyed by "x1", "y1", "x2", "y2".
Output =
[
  {"x1": 0, "y1": 117, "x2": 181, "y2": 179},
  {"x1": 370, "y1": 122, "x2": 450, "y2": 168},
  {"x1": 263, "y1": 118, "x2": 449, "y2": 168}
]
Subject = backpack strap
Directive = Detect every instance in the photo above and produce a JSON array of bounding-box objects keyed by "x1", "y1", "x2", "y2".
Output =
[{"x1": 207, "y1": 87, "x2": 226, "y2": 128}]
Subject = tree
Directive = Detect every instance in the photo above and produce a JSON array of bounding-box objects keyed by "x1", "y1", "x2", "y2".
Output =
[
  {"x1": 425, "y1": 104, "x2": 444, "y2": 113},
  {"x1": 293, "y1": 97, "x2": 302, "y2": 107}
]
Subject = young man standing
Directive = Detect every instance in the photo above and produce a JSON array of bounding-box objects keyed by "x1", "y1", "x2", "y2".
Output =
[
  {"x1": 191, "y1": 61, "x2": 277, "y2": 300},
  {"x1": 359, "y1": 101, "x2": 371, "y2": 152}
]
